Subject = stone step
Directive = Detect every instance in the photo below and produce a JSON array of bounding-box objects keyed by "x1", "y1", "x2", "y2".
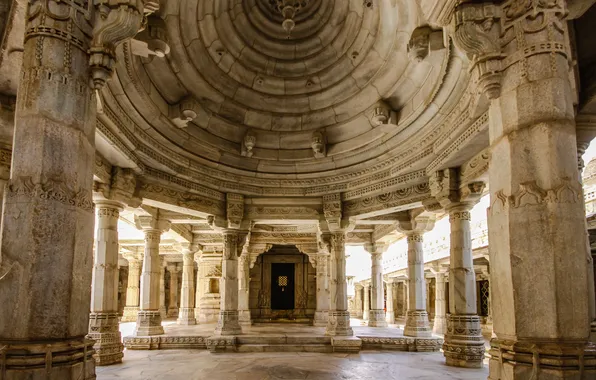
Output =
[
  {"x1": 236, "y1": 335, "x2": 331, "y2": 345},
  {"x1": 236, "y1": 344, "x2": 333, "y2": 353}
]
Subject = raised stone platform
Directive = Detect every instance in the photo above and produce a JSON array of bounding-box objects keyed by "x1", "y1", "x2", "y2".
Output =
[{"x1": 122, "y1": 320, "x2": 443, "y2": 354}]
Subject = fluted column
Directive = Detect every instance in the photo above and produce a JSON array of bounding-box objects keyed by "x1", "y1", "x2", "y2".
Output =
[
  {"x1": 365, "y1": 244, "x2": 387, "y2": 327},
  {"x1": 314, "y1": 254, "x2": 330, "y2": 326},
  {"x1": 88, "y1": 200, "x2": 124, "y2": 365},
  {"x1": 386, "y1": 280, "x2": 395, "y2": 324},
  {"x1": 363, "y1": 285, "x2": 370, "y2": 321},
  {"x1": 215, "y1": 230, "x2": 242, "y2": 335},
  {"x1": 178, "y1": 245, "x2": 199, "y2": 325},
  {"x1": 432, "y1": 270, "x2": 447, "y2": 335},
  {"x1": 167, "y1": 264, "x2": 180, "y2": 317},
  {"x1": 122, "y1": 250, "x2": 143, "y2": 322},
  {"x1": 134, "y1": 214, "x2": 170, "y2": 336},
  {"x1": 325, "y1": 232, "x2": 353, "y2": 336},
  {"x1": 238, "y1": 250, "x2": 252, "y2": 326}
]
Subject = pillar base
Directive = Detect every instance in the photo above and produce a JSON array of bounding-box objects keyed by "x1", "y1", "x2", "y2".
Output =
[
  {"x1": 134, "y1": 310, "x2": 164, "y2": 336},
  {"x1": 386, "y1": 311, "x2": 395, "y2": 324},
  {"x1": 325, "y1": 311, "x2": 353, "y2": 336},
  {"x1": 238, "y1": 309, "x2": 252, "y2": 326},
  {"x1": 177, "y1": 307, "x2": 196, "y2": 325},
  {"x1": 432, "y1": 315, "x2": 447, "y2": 335},
  {"x1": 443, "y1": 315, "x2": 485, "y2": 368},
  {"x1": 88, "y1": 312, "x2": 123, "y2": 366},
  {"x1": 488, "y1": 339, "x2": 596, "y2": 379},
  {"x1": 314, "y1": 310, "x2": 329, "y2": 326},
  {"x1": 167, "y1": 307, "x2": 179, "y2": 318},
  {"x1": 214, "y1": 310, "x2": 242, "y2": 336},
  {"x1": 403, "y1": 310, "x2": 432, "y2": 337},
  {"x1": 159, "y1": 306, "x2": 167, "y2": 319},
  {"x1": 121, "y1": 306, "x2": 139, "y2": 322},
  {"x1": 368, "y1": 309, "x2": 388, "y2": 327},
  {"x1": 0, "y1": 337, "x2": 96, "y2": 380}
]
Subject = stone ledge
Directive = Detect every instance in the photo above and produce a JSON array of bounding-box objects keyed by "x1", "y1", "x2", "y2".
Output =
[
  {"x1": 332, "y1": 337, "x2": 363, "y2": 353},
  {"x1": 358, "y1": 336, "x2": 443, "y2": 352},
  {"x1": 123, "y1": 335, "x2": 208, "y2": 350}
]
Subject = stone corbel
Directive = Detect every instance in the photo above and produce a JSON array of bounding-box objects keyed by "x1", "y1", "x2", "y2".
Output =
[
  {"x1": 395, "y1": 207, "x2": 436, "y2": 235},
  {"x1": 311, "y1": 130, "x2": 326, "y2": 158},
  {"x1": 241, "y1": 131, "x2": 256, "y2": 157},
  {"x1": 370, "y1": 101, "x2": 396, "y2": 127},
  {"x1": 170, "y1": 97, "x2": 200, "y2": 128},
  {"x1": 407, "y1": 25, "x2": 444, "y2": 62},
  {"x1": 130, "y1": 15, "x2": 170, "y2": 61},
  {"x1": 134, "y1": 212, "x2": 171, "y2": 234},
  {"x1": 89, "y1": 0, "x2": 149, "y2": 89},
  {"x1": 452, "y1": 2, "x2": 503, "y2": 100},
  {"x1": 430, "y1": 167, "x2": 485, "y2": 209},
  {"x1": 93, "y1": 167, "x2": 141, "y2": 207},
  {"x1": 322, "y1": 193, "x2": 342, "y2": 231}
]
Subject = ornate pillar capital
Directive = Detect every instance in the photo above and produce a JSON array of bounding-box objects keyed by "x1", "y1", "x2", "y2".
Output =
[
  {"x1": 135, "y1": 214, "x2": 171, "y2": 235},
  {"x1": 396, "y1": 208, "x2": 436, "y2": 236},
  {"x1": 226, "y1": 193, "x2": 245, "y2": 229}
]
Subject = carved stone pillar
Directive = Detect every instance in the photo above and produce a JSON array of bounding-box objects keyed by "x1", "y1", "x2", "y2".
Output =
[
  {"x1": 178, "y1": 245, "x2": 198, "y2": 325},
  {"x1": 122, "y1": 250, "x2": 143, "y2": 322},
  {"x1": 238, "y1": 250, "x2": 252, "y2": 326},
  {"x1": 365, "y1": 244, "x2": 387, "y2": 327},
  {"x1": 159, "y1": 263, "x2": 167, "y2": 318},
  {"x1": 0, "y1": 0, "x2": 142, "y2": 377},
  {"x1": 215, "y1": 230, "x2": 242, "y2": 335},
  {"x1": 397, "y1": 210, "x2": 435, "y2": 337},
  {"x1": 196, "y1": 253, "x2": 222, "y2": 323},
  {"x1": 88, "y1": 200, "x2": 124, "y2": 366},
  {"x1": 386, "y1": 280, "x2": 395, "y2": 324},
  {"x1": 134, "y1": 215, "x2": 170, "y2": 336},
  {"x1": 314, "y1": 255, "x2": 330, "y2": 326},
  {"x1": 167, "y1": 264, "x2": 180, "y2": 317},
  {"x1": 354, "y1": 284, "x2": 363, "y2": 318},
  {"x1": 363, "y1": 284, "x2": 370, "y2": 321},
  {"x1": 325, "y1": 232, "x2": 353, "y2": 336},
  {"x1": 432, "y1": 270, "x2": 447, "y2": 335},
  {"x1": 453, "y1": 1, "x2": 596, "y2": 375}
]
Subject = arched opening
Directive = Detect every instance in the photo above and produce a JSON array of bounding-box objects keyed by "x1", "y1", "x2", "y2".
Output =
[{"x1": 249, "y1": 245, "x2": 316, "y2": 323}]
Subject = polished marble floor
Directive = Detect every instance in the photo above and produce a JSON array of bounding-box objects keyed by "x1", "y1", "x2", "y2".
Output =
[{"x1": 96, "y1": 349, "x2": 489, "y2": 380}]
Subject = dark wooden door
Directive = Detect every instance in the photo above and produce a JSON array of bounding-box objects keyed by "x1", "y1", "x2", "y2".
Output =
[{"x1": 271, "y1": 263, "x2": 295, "y2": 310}]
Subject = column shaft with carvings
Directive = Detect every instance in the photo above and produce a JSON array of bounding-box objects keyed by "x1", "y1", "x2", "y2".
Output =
[
  {"x1": 363, "y1": 285, "x2": 370, "y2": 321},
  {"x1": 135, "y1": 215, "x2": 170, "y2": 336},
  {"x1": 88, "y1": 200, "x2": 124, "y2": 365},
  {"x1": 325, "y1": 232, "x2": 353, "y2": 336},
  {"x1": 238, "y1": 251, "x2": 252, "y2": 326},
  {"x1": 453, "y1": 1, "x2": 595, "y2": 376},
  {"x1": 443, "y1": 206, "x2": 485, "y2": 367},
  {"x1": 386, "y1": 281, "x2": 395, "y2": 324},
  {"x1": 366, "y1": 244, "x2": 387, "y2": 327},
  {"x1": 178, "y1": 248, "x2": 197, "y2": 325},
  {"x1": 314, "y1": 255, "x2": 330, "y2": 326},
  {"x1": 0, "y1": 0, "x2": 143, "y2": 376},
  {"x1": 215, "y1": 230, "x2": 242, "y2": 335},
  {"x1": 404, "y1": 233, "x2": 431, "y2": 337},
  {"x1": 167, "y1": 265, "x2": 180, "y2": 317},
  {"x1": 432, "y1": 271, "x2": 447, "y2": 335},
  {"x1": 122, "y1": 251, "x2": 143, "y2": 322},
  {"x1": 354, "y1": 284, "x2": 363, "y2": 319}
]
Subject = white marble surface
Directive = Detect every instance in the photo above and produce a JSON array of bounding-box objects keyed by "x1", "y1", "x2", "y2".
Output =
[{"x1": 97, "y1": 349, "x2": 489, "y2": 380}]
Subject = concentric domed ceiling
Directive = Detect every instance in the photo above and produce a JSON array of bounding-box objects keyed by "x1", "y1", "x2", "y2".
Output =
[{"x1": 104, "y1": 0, "x2": 467, "y2": 194}]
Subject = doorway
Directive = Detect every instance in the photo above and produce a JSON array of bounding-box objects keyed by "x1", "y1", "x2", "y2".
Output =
[{"x1": 271, "y1": 263, "x2": 295, "y2": 310}]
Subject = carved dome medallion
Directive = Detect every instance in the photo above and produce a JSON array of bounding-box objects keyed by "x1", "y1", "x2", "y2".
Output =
[{"x1": 103, "y1": 0, "x2": 469, "y2": 196}]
